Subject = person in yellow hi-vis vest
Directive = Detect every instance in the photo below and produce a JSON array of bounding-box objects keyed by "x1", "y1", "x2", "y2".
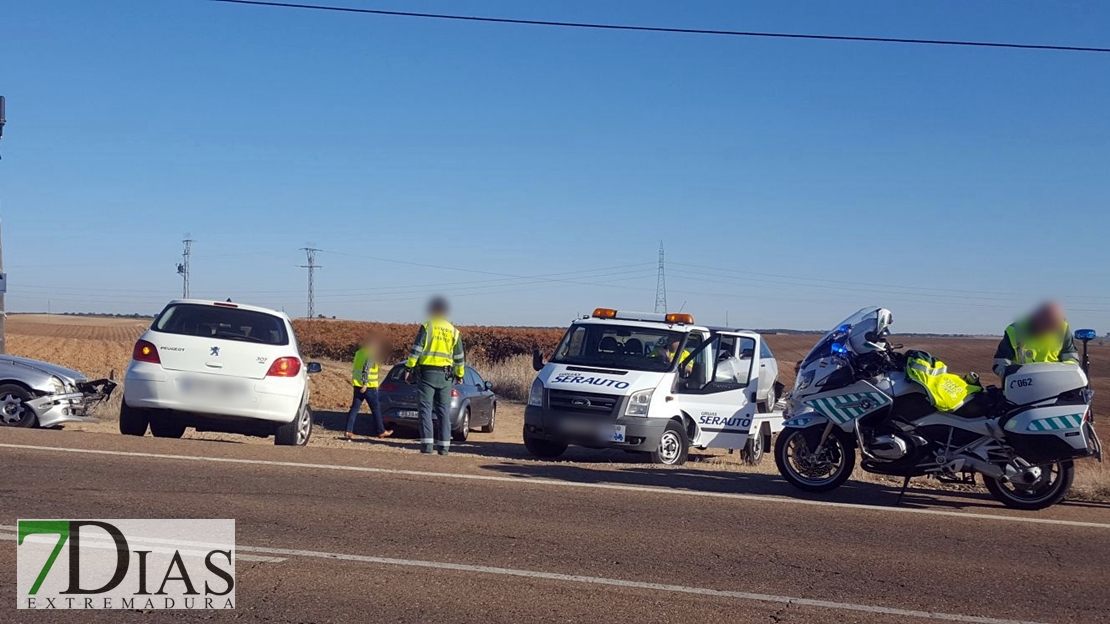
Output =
[
  {"x1": 404, "y1": 297, "x2": 465, "y2": 455},
  {"x1": 993, "y1": 302, "x2": 1078, "y2": 380},
  {"x1": 346, "y1": 334, "x2": 392, "y2": 440}
]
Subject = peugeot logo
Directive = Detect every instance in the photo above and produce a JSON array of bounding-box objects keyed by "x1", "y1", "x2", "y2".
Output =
[
  {"x1": 571, "y1": 398, "x2": 591, "y2": 407},
  {"x1": 210, "y1": 346, "x2": 220, "y2": 357}
]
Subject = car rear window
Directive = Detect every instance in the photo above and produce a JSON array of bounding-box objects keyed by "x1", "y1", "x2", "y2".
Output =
[{"x1": 152, "y1": 304, "x2": 289, "y2": 346}]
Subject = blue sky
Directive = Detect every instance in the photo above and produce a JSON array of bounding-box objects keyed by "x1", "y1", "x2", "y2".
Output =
[{"x1": 2, "y1": 0, "x2": 1108, "y2": 333}]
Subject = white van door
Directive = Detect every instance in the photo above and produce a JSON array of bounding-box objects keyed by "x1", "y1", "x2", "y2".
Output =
[{"x1": 676, "y1": 332, "x2": 761, "y2": 449}]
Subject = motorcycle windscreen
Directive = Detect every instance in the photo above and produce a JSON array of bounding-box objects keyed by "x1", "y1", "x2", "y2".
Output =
[{"x1": 679, "y1": 333, "x2": 761, "y2": 449}]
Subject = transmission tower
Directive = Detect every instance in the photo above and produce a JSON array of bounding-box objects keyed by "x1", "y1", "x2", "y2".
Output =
[
  {"x1": 654, "y1": 240, "x2": 668, "y2": 312},
  {"x1": 177, "y1": 234, "x2": 194, "y2": 298},
  {"x1": 300, "y1": 247, "x2": 321, "y2": 318}
]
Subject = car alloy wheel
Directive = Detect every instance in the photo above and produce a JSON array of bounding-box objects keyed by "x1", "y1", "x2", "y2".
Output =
[
  {"x1": 0, "y1": 393, "x2": 27, "y2": 425},
  {"x1": 296, "y1": 406, "x2": 312, "y2": 445}
]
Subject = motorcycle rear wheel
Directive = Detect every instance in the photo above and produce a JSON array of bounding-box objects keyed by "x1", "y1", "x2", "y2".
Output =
[
  {"x1": 775, "y1": 428, "x2": 855, "y2": 492},
  {"x1": 984, "y1": 459, "x2": 1074, "y2": 511}
]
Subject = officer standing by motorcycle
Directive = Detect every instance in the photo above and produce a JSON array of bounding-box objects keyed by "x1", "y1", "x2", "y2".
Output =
[
  {"x1": 993, "y1": 301, "x2": 1078, "y2": 379},
  {"x1": 404, "y1": 297, "x2": 466, "y2": 455}
]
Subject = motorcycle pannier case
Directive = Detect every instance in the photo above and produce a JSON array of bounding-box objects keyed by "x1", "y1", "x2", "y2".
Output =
[{"x1": 1003, "y1": 404, "x2": 1097, "y2": 464}]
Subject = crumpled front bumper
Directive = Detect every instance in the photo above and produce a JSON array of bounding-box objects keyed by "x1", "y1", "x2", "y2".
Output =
[{"x1": 29, "y1": 379, "x2": 117, "y2": 428}]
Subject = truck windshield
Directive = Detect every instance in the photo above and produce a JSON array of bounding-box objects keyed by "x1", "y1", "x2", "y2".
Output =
[{"x1": 550, "y1": 323, "x2": 689, "y2": 372}]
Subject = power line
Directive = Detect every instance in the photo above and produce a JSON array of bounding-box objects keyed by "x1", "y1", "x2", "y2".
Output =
[{"x1": 208, "y1": 0, "x2": 1110, "y2": 55}]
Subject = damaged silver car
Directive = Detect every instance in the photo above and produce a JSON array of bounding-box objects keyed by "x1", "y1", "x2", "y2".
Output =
[{"x1": 0, "y1": 355, "x2": 116, "y2": 428}]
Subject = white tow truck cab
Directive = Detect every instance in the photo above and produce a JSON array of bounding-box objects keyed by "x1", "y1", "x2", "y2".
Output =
[{"x1": 524, "y1": 308, "x2": 785, "y2": 465}]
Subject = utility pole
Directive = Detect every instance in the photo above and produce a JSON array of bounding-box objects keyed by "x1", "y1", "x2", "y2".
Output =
[
  {"x1": 0, "y1": 96, "x2": 7, "y2": 354},
  {"x1": 177, "y1": 234, "x2": 194, "y2": 298},
  {"x1": 654, "y1": 240, "x2": 668, "y2": 313},
  {"x1": 300, "y1": 247, "x2": 321, "y2": 318},
  {"x1": 0, "y1": 217, "x2": 6, "y2": 355}
]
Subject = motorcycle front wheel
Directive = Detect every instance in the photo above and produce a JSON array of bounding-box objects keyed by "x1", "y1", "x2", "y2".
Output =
[
  {"x1": 774, "y1": 428, "x2": 855, "y2": 492},
  {"x1": 984, "y1": 459, "x2": 1074, "y2": 511}
]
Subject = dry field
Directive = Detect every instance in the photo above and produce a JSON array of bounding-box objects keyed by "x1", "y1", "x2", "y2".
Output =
[{"x1": 5, "y1": 314, "x2": 1108, "y2": 500}]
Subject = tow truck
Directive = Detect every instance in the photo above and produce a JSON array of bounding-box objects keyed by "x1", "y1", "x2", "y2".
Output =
[{"x1": 524, "y1": 308, "x2": 785, "y2": 465}]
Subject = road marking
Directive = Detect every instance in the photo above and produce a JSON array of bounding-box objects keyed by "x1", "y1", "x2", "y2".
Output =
[
  {"x1": 1, "y1": 442, "x2": 1107, "y2": 530},
  {"x1": 0, "y1": 530, "x2": 1048, "y2": 624},
  {"x1": 0, "y1": 532, "x2": 284, "y2": 562}
]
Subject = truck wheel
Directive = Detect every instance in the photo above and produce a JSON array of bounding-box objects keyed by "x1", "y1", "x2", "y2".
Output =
[
  {"x1": 275, "y1": 404, "x2": 313, "y2": 446},
  {"x1": 649, "y1": 420, "x2": 689, "y2": 466},
  {"x1": 149, "y1": 417, "x2": 186, "y2": 439},
  {"x1": 0, "y1": 384, "x2": 37, "y2": 428},
  {"x1": 742, "y1": 431, "x2": 765, "y2": 465},
  {"x1": 523, "y1": 426, "x2": 567, "y2": 459},
  {"x1": 118, "y1": 402, "x2": 149, "y2": 436},
  {"x1": 452, "y1": 407, "x2": 471, "y2": 442}
]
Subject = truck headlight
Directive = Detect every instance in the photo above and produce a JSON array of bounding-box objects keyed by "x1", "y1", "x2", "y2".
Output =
[
  {"x1": 527, "y1": 379, "x2": 544, "y2": 407},
  {"x1": 624, "y1": 388, "x2": 654, "y2": 417}
]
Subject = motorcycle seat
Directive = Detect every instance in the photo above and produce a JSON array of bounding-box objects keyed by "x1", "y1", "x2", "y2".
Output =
[{"x1": 952, "y1": 387, "x2": 1002, "y2": 419}]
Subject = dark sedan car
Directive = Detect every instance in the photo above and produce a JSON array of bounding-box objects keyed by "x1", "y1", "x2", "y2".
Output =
[{"x1": 377, "y1": 365, "x2": 497, "y2": 442}]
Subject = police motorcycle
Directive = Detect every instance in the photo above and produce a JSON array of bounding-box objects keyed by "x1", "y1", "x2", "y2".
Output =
[{"x1": 774, "y1": 307, "x2": 1102, "y2": 510}]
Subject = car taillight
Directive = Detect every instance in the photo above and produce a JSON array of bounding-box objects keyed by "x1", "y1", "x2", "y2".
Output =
[
  {"x1": 267, "y1": 357, "x2": 302, "y2": 377},
  {"x1": 451, "y1": 388, "x2": 460, "y2": 398},
  {"x1": 379, "y1": 382, "x2": 398, "y2": 392},
  {"x1": 132, "y1": 340, "x2": 161, "y2": 364}
]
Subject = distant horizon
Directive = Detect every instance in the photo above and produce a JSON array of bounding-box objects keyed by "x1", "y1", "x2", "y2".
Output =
[{"x1": 6, "y1": 310, "x2": 1029, "y2": 338}]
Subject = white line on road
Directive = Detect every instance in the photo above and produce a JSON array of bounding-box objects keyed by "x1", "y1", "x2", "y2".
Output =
[
  {"x1": 2, "y1": 442, "x2": 1108, "y2": 530},
  {"x1": 0, "y1": 533, "x2": 284, "y2": 562},
  {"x1": 0, "y1": 529, "x2": 1047, "y2": 624}
]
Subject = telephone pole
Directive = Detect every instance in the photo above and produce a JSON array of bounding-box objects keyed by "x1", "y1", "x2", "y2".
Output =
[
  {"x1": 300, "y1": 247, "x2": 321, "y2": 318},
  {"x1": 177, "y1": 234, "x2": 194, "y2": 298},
  {"x1": 0, "y1": 96, "x2": 7, "y2": 354},
  {"x1": 654, "y1": 240, "x2": 668, "y2": 313}
]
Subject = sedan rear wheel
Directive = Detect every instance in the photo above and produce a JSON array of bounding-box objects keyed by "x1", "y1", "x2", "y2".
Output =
[
  {"x1": 275, "y1": 404, "x2": 313, "y2": 446},
  {"x1": 0, "y1": 385, "x2": 37, "y2": 428},
  {"x1": 453, "y1": 407, "x2": 471, "y2": 442},
  {"x1": 119, "y1": 402, "x2": 149, "y2": 436}
]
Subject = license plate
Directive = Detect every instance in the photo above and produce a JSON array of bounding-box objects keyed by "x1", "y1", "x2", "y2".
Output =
[
  {"x1": 177, "y1": 377, "x2": 247, "y2": 398},
  {"x1": 397, "y1": 410, "x2": 419, "y2": 419},
  {"x1": 560, "y1": 419, "x2": 597, "y2": 436}
]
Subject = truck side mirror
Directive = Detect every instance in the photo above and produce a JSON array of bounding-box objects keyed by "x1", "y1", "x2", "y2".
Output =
[{"x1": 532, "y1": 349, "x2": 544, "y2": 372}]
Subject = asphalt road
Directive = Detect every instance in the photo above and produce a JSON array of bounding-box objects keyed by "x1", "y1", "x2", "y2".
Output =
[{"x1": 2, "y1": 427, "x2": 1108, "y2": 623}]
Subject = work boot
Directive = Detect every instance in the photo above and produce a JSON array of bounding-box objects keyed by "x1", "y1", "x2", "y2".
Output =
[{"x1": 420, "y1": 444, "x2": 434, "y2": 454}]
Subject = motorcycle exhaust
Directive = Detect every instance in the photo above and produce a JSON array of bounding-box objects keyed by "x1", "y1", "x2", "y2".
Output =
[{"x1": 942, "y1": 457, "x2": 1042, "y2": 483}]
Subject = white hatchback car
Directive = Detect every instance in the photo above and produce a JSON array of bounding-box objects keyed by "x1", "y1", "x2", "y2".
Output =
[{"x1": 121, "y1": 300, "x2": 320, "y2": 445}]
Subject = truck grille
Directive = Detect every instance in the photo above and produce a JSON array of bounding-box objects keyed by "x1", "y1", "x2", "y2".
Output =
[{"x1": 547, "y1": 390, "x2": 620, "y2": 417}]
